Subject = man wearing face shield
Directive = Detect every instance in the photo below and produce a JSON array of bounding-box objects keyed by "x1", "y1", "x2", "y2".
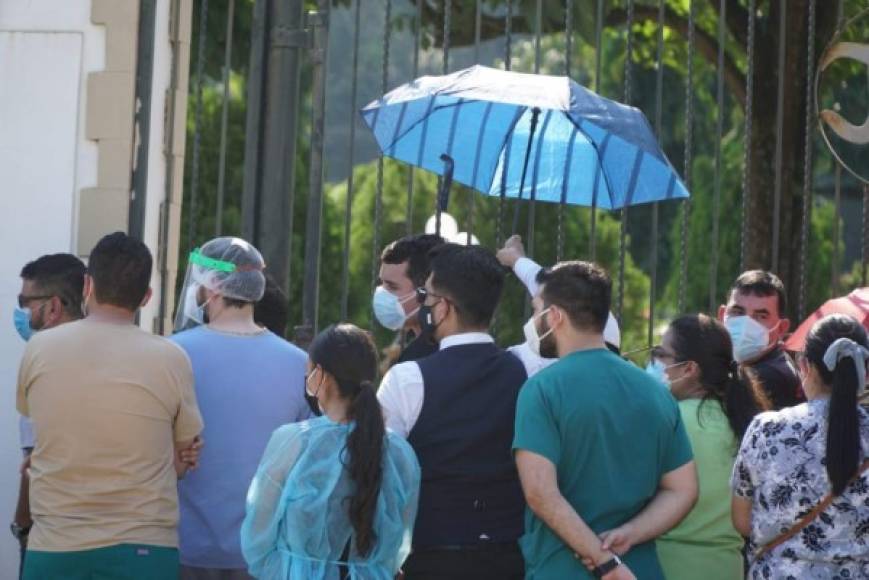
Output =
[
  {"x1": 717, "y1": 270, "x2": 802, "y2": 409},
  {"x1": 513, "y1": 261, "x2": 698, "y2": 580},
  {"x1": 171, "y1": 237, "x2": 309, "y2": 579},
  {"x1": 373, "y1": 234, "x2": 444, "y2": 367},
  {"x1": 10, "y1": 253, "x2": 85, "y2": 578}
]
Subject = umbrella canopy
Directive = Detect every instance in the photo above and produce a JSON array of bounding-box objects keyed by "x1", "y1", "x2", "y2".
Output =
[
  {"x1": 361, "y1": 65, "x2": 689, "y2": 210},
  {"x1": 785, "y1": 288, "x2": 869, "y2": 352}
]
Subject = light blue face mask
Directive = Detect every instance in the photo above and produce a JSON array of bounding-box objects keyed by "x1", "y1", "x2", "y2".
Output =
[
  {"x1": 645, "y1": 359, "x2": 669, "y2": 388},
  {"x1": 372, "y1": 286, "x2": 417, "y2": 331},
  {"x1": 724, "y1": 315, "x2": 770, "y2": 363},
  {"x1": 13, "y1": 307, "x2": 34, "y2": 342}
]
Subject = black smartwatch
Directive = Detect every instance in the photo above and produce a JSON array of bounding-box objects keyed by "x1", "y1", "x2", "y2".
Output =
[
  {"x1": 591, "y1": 555, "x2": 622, "y2": 578},
  {"x1": 10, "y1": 522, "x2": 30, "y2": 541}
]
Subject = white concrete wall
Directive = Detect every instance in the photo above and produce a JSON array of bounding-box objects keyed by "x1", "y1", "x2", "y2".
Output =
[
  {"x1": 0, "y1": 0, "x2": 181, "y2": 572},
  {"x1": 140, "y1": 0, "x2": 174, "y2": 334},
  {"x1": 0, "y1": 2, "x2": 105, "y2": 576}
]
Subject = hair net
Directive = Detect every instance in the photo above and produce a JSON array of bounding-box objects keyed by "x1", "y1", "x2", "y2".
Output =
[
  {"x1": 174, "y1": 237, "x2": 267, "y2": 332},
  {"x1": 192, "y1": 237, "x2": 266, "y2": 302}
]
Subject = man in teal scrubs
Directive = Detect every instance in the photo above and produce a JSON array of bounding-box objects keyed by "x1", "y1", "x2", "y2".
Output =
[{"x1": 513, "y1": 261, "x2": 698, "y2": 580}]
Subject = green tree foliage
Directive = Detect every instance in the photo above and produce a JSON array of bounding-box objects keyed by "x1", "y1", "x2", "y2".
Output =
[{"x1": 182, "y1": 0, "x2": 861, "y2": 353}]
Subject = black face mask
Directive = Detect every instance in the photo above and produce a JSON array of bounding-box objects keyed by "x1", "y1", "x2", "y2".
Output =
[
  {"x1": 304, "y1": 371, "x2": 323, "y2": 417},
  {"x1": 417, "y1": 300, "x2": 444, "y2": 338}
]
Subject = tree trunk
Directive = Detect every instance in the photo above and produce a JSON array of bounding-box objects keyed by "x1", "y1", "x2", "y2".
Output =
[{"x1": 745, "y1": 1, "x2": 839, "y2": 316}]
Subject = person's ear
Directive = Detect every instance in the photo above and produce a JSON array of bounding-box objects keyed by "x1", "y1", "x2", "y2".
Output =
[
  {"x1": 83, "y1": 275, "x2": 92, "y2": 301},
  {"x1": 779, "y1": 318, "x2": 791, "y2": 335},
  {"x1": 548, "y1": 306, "x2": 564, "y2": 330},
  {"x1": 46, "y1": 296, "x2": 64, "y2": 326},
  {"x1": 717, "y1": 305, "x2": 726, "y2": 322},
  {"x1": 140, "y1": 288, "x2": 153, "y2": 309},
  {"x1": 685, "y1": 360, "x2": 702, "y2": 381}
]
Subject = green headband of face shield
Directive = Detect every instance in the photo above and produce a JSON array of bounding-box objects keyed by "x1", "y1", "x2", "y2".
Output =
[{"x1": 188, "y1": 249, "x2": 237, "y2": 273}]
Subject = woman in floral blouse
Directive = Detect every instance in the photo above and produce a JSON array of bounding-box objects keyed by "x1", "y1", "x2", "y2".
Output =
[{"x1": 731, "y1": 314, "x2": 869, "y2": 579}]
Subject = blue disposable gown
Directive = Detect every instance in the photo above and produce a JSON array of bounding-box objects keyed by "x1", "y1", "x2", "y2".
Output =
[{"x1": 241, "y1": 416, "x2": 420, "y2": 579}]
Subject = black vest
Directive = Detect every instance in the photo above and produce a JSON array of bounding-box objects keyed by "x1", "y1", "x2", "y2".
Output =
[{"x1": 409, "y1": 342, "x2": 527, "y2": 547}]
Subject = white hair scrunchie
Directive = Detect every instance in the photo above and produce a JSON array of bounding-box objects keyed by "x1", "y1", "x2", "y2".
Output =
[{"x1": 822, "y1": 337, "x2": 869, "y2": 395}]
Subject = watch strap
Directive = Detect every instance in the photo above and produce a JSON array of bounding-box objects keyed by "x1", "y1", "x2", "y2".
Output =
[{"x1": 592, "y1": 555, "x2": 621, "y2": 578}]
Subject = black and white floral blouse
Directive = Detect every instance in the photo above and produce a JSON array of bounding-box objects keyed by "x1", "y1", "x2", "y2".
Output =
[{"x1": 731, "y1": 398, "x2": 869, "y2": 579}]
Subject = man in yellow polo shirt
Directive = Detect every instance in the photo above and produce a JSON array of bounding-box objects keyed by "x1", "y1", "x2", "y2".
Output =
[{"x1": 16, "y1": 232, "x2": 203, "y2": 579}]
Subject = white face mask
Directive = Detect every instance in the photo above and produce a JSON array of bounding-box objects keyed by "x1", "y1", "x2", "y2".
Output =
[
  {"x1": 523, "y1": 308, "x2": 553, "y2": 358},
  {"x1": 725, "y1": 315, "x2": 771, "y2": 363},
  {"x1": 372, "y1": 286, "x2": 417, "y2": 331}
]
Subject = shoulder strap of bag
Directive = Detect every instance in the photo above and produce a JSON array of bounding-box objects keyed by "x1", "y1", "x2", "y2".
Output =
[{"x1": 754, "y1": 458, "x2": 869, "y2": 560}]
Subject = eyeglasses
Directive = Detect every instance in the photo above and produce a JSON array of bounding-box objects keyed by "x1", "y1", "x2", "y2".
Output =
[
  {"x1": 649, "y1": 345, "x2": 677, "y2": 363},
  {"x1": 415, "y1": 287, "x2": 445, "y2": 305},
  {"x1": 17, "y1": 294, "x2": 53, "y2": 309}
]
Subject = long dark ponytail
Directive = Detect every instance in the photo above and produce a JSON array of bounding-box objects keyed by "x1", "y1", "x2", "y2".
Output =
[
  {"x1": 804, "y1": 314, "x2": 867, "y2": 496},
  {"x1": 669, "y1": 314, "x2": 771, "y2": 441},
  {"x1": 309, "y1": 324, "x2": 385, "y2": 556}
]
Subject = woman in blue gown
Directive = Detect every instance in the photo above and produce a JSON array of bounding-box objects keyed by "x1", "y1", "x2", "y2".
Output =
[{"x1": 241, "y1": 324, "x2": 420, "y2": 579}]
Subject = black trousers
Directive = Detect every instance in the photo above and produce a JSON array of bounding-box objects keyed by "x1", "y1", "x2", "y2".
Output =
[{"x1": 403, "y1": 543, "x2": 524, "y2": 580}]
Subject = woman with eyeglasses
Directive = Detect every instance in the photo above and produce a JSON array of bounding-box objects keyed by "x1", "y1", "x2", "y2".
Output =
[
  {"x1": 647, "y1": 314, "x2": 770, "y2": 580},
  {"x1": 241, "y1": 323, "x2": 420, "y2": 579},
  {"x1": 731, "y1": 314, "x2": 869, "y2": 579}
]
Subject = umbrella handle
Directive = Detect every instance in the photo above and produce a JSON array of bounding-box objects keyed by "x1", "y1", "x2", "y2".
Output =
[{"x1": 435, "y1": 154, "x2": 454, "y2": 237}]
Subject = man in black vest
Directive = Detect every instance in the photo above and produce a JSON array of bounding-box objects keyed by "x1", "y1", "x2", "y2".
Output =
[{"x1": 378, "y1": 243, "x2": 529, "y2": 580}]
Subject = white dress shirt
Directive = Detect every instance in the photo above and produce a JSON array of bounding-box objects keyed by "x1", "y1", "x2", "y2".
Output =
[{"x1": 378, "y1": 332, "x2": 544, "y2": 438}]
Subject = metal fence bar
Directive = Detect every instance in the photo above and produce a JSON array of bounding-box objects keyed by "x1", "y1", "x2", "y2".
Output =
[
  {"x1": 240, "y1": 0, "x2": 266, "y2": 244},
  {"x1": 371, "y1": 0, "x2": 392, "y2": 317},
  {"x1": 649, "y1": 0, "x2": 665, "y2": 346},
  {"x1": 771, "y1": 0, "x2": 787, "y2": 272},
  {"x1": 709, "y1": 0, "x2": 726, "y2": 313},
  {"x1": 302, "y1": 2, "x2": 330, "y2": 333},
  {"x1": 443, "y1": 0, "x2": 451, "y2": 74},
  {"x1": 589, "y1": 0, "x2": 604, "y2": 262},
  {"x1": 496, "y1": 1, "x2": 513, "y2": 248},
  {"x1": 340, "y1": 0, "x2": 362, "y2": 319},
  {"x1": 617, "y1": 0, "x2": 635, "y2": 323},
  {"x1": 832, "y1": 163, "x2": 841, "y2": 296},
  {"x1": 863, "y1": 184, "x2": 869, "y2": 287},
  {"x1": 406, "y1": 0, "x2": 422, "y2": 236},
  {"x1": 188, "y1": 0, "x2": 209, "y2": 250},
  {"x1": 678, "y1": 0, "x2": 695, "y2": 313},
  {"x1": 797, "y1": 0, "x2": 816, "y2": 322},
  {"x1": 526, "y1": 0, "x2": 542, "y2": 260},
  {"x1": 831, "y1": 0, "x2": 845, "y2": 296},
  {"x1": 467, "y1": 0, "x2": 481, "y2": 245},
  {"x1": 558, "y1": 0, "x2": 572, "y2": 261},
  {"x1": 215, "y1": 0, "x2": 235, "y2": 236},
  {"x1": 740, "y1": 0, "x2": 756, "y2": 272}
]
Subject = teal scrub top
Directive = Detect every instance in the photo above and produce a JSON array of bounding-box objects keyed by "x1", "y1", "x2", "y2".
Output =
[{"x1": 513, "y1": 348, "x2": 693, "y2": 580}]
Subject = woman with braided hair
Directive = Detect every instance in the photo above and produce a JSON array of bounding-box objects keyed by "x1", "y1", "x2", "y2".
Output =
[
  {"x1": 731, "y1": 314, "x2": 869, "y2": 579},
  {"x1": 648, "y1": 313, "x2": 770, "y2": 580},
  {"x1": 241, "y1": 324, "x2": 420, "y2": 579}
]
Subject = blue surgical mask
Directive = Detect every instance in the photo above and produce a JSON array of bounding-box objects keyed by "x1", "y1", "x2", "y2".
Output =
[
  {"x1": 13, "y1": 307, "x2": 33, "y2": 342},
  {"x1": 646, "y1": 359, "x2": 669, "y2": 388},
  {"x1": 373, "y1": 286, "x2": 417, "y2": 331},
  {"x1": 646, "y1": 359, "x2": 689, "y2": 390},
  {"x1": 725, "y1": 315, "x2": 770, "y2": 363}
]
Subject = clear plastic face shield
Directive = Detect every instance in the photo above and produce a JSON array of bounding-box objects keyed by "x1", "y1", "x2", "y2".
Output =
[{"x1": 173, "y1": 238, "x2": 266, "y2": 332}]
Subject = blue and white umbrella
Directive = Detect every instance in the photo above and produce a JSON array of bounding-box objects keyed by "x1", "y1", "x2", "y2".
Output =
[{"x1": 362, "y1": 65, "x2": 689, "y2": 214}]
